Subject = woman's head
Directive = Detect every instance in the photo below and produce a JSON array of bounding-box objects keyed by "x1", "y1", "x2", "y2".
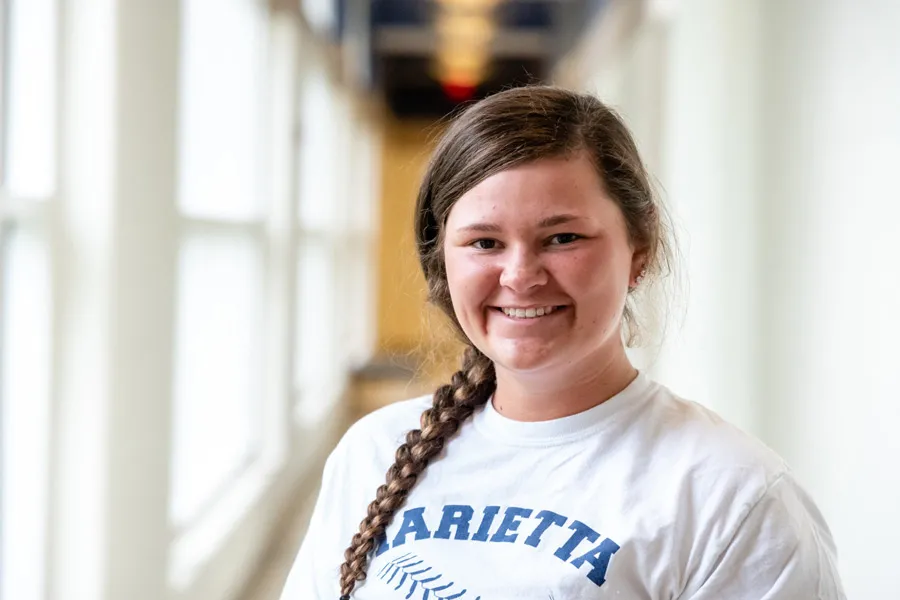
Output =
[{"x1": 416, "y1": 86, "x2": 671, "y2": 366}]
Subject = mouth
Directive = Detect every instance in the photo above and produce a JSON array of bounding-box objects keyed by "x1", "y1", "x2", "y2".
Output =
[{"x1": 492, "y1": 305, "x2": 568, "y2": 320}]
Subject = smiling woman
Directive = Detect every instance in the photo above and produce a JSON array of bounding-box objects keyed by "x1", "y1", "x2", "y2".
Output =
[
  {"x1": 442, "y1": 154, "x2": 641, "y2": 418},
  {"x1": 279, "y1": 86, "x2": 847, "y2": 600}
]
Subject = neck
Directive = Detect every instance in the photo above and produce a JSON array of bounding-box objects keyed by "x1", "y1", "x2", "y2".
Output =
[{"x1": 491, "y1": 350, "x2": 638, "y2": 422}]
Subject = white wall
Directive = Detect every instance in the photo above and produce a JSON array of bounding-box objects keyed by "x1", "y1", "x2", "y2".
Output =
[
  {"x1": 759, "y1": 2, "x2": 900, "y2": 595},
  {"x1": 653, "y1": 0, "x2": 764, "y2": 434},
  {"x1": 557, "y1": 0, "x2": 900, "y2": 597}
]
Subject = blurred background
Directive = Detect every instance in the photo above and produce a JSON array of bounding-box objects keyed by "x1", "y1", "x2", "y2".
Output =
[{"x1": 0, "y1": 0, "x2": 898, "y2": 599}]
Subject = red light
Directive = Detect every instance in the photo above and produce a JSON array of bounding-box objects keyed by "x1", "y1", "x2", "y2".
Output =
[{"x1": 441, "y1": 81, "x2": 477, "y2": 102}]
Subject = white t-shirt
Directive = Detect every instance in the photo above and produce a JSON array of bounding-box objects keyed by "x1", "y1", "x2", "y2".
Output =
[{"x1": 280, "y1": 373, "x2": 846, "y2": 599}]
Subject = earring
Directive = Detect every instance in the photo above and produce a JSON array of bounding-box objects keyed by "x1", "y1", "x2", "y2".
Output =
[{"x1": 634, "y1": 268, "x2": 646, "y2": 287}]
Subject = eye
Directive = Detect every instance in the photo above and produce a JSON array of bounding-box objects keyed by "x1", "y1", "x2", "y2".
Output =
[
  {"x1": 548, "y1": 233, "x2": 581, "y2": 245},
  {"x1": 471, "y1": 238, "x2": 498, "y2": 250}
]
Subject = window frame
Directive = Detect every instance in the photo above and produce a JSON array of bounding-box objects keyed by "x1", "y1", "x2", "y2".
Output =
[{"x1": 0, "y1": 1, "x2": 61, "y2": 599}]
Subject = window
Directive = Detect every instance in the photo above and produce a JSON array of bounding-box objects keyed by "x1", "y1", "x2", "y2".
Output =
[
  {"x1": 293, "y1": 60, "x2": 379, "y2": 426},
  {"x1": 0, "y1": 1, "x2": 58, "y2": 599},
  {"x1": 0, "y1": 1, "x2": 378, "y2": 596},
  {"x1": 169, "y1": 0, "x2": 270, "y2": 530},
  {"x1": 294, "y1": 66, "x2": 346, "y2": 425}
]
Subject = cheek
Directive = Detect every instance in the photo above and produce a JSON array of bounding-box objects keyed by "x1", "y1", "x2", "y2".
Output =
[
  {"x1": 554, "y1": 248, "x2": 616, "y2": 287},
  {"x1": 444, "y1": 252, "x2": 497, "y2": 317},
  {"x1": 558, "y1": 247, "x2": 631, "y2": 307}
]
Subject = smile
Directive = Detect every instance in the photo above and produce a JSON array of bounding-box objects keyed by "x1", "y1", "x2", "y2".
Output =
[{"x1": 496, "y1": 306, "x2": 563, "y2": 319}]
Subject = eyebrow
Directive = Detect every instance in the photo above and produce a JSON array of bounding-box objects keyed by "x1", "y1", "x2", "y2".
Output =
[
  {"x1": 537, "y1": 213, "x2": 582, "y2": 228},
  {"x1": 456, "y1": 214, "x2": 584, "y2": 233},
  {"x1": 457, "y1": 222, "x2": 503, "y2": 233}
]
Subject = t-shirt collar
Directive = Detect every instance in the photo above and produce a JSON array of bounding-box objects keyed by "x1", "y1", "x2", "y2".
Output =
[{"x1": 473, "y1": 371, "x2": 654, "y2": 446}]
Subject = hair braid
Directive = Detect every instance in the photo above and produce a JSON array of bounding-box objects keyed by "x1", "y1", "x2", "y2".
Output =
[{"x1": 338, "y1": 346, "x2": 496, "y2": 598}]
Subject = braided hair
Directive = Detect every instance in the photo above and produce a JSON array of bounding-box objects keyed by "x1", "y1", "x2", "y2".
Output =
[
  {"x1": 338, "y1": 86, "x2": 672, "y2": 597},
  {"x1": 338, "y1": 346, "x2": 494, "y2": 597}
]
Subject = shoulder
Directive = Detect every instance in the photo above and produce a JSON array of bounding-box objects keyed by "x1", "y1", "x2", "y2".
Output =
[
  {"x1": 629, "y1": 381, "x2": 790, "y2": 519},
  {"x1": 282, "y1": 394, "x2": 438, "y2": 598},
  {"x1": 642, "y1": 382, "x2": 787, "y2": 480},
  {"x1": 326, "y1": 394, "x2": 434, "y2": 474},
  {"x1": 344, "y1": 394, "x2": 433, "y2": 445},
  {"x1": 311, "y1": 394, "x2": 436, "y2": 531},
  {"x1": 637, "y1": 384, "x2": 844, "y2": 596}
]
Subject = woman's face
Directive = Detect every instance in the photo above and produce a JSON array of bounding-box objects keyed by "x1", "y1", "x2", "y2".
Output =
[{"x1": 443, "y1": 152, "x2": 642, "y2": 376}]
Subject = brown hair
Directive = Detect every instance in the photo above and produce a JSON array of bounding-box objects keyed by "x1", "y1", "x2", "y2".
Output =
[{"x1": 338, "y1": 85, "x2": 672, "y2": 598}]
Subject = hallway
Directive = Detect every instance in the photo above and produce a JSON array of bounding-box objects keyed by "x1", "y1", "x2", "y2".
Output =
[{"x1": 1, "y1": 1, "x2": 899, "y2": 599}]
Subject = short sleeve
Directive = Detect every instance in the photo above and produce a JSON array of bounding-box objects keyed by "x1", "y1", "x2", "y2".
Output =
[
  {"x1": 278, "y1": 397, "x2": 430, "y2": 600},
  {"x1": 682, "y1": 473, "x2": 846, "y2": 600}
]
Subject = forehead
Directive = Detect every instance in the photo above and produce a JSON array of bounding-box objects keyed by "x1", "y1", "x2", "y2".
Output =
[{"x1": 446, "y1": 153, "x2": 619, "y2": 228}]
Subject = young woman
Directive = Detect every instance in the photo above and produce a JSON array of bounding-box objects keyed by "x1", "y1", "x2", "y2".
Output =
[{"x1": 280, "y1": 86, "x2": 846, "y2": 599}]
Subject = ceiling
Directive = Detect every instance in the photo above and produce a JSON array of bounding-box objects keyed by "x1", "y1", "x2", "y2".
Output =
[{"x1": 321, "y1": 0, "x2": 608, "y2": 118}]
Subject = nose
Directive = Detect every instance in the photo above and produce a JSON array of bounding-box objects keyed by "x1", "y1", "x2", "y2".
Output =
[{"x1": 499, "y1": 245, "x2": 548, "y2": 292}]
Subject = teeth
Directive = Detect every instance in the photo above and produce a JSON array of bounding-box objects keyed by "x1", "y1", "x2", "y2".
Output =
[{"x1": 501, "y1": 306, "x2": 557, "y2": 319}]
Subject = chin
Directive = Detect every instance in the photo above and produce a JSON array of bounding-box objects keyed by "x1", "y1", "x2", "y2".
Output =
[{"x1": 490, "y1": 344, "x2": 558, "y2": 373}]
